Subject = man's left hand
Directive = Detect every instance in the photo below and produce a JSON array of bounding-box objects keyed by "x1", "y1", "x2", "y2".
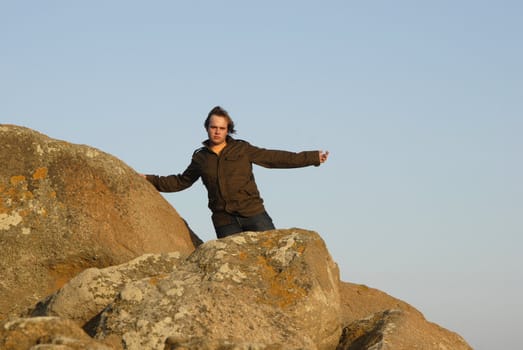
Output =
[{"x1": 319, "y1": 150, "x2": 329, "y2": 164}]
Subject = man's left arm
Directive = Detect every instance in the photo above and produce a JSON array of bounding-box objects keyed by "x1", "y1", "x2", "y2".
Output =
[{"x1": 246, "y1": 142, "x2": 328, "y2": 168}]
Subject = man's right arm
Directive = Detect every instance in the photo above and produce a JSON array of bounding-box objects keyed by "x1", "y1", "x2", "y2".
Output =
[{"x1": 143, "y1": 160, "x2": 200, "y2": 192}]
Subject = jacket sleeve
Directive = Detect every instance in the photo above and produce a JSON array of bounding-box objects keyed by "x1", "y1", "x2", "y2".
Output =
[
  {"x1": 145, "y1": 158, "x2": 201, "y2": 192},
  {"x1": 244, "y1": 142, "x2": 320, "y2": 168}
]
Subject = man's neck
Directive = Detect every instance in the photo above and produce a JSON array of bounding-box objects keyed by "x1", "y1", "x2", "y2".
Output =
[{"x1": 209, "y1": 142, "x2": 227, "y2": 155}]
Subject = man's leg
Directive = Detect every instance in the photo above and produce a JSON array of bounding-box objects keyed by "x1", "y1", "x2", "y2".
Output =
[
  {"x1": 240, "y1": 211, "x2": 275, "y2": 232},
  {"x1": 215, "y1": 211, "x2": 275, "y2": 239},
  {"x1": 215, "y1": 222, "x2": 243, "y2": 239}
]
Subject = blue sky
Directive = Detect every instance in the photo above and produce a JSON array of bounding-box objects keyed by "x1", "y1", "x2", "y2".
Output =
[{"x1": 2, "y1": 1, "x2": 522, "y2": 348}]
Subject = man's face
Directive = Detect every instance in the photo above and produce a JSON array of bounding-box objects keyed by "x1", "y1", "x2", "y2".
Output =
[{"x1": 207, "y1": 115, "x2": 228, "y2": 146}]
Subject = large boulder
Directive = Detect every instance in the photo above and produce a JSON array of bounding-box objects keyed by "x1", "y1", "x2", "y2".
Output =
[
  {"x1": 89, "y1": 229, "x2": 342, "y2": 350},
  {"x1": 0, "y1": 124, "x2": 200, "y2": 320},
  {"x1": 8, "y1": 230, "x2": 473, "y2": 350},
  {"x1": 339, "y1": 282, "x2": 418, "y2": 326},
  {"x1": 337, "y1": 282, "x2": 472, "y2": 349},
  {"x1": 337, "y1": 308, "x2": 472, "y2": 350},
  {"x1": 29, "y1": 252, "x2": 189, "y2": 326}
]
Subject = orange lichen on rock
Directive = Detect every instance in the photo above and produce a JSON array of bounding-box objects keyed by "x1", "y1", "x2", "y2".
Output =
[
  {"x1": 32, "y1": 167, "x2": 48, "y2": 180},
  {"x1": 2, "y1": 178, "x2": 33, "y2": 209},
  {"x1": 0, "y1": 198, "x2": 8, "y2": 215},
  {"x1": 10, "y1": 175, "x2": 26, "y2": 186},
  {"x1": 256, "y1": 255, "x2": 307, "y2": 308},
  {"x1": 18, "y1": 209, "x2": 31, "y2": 217},
  {"x1": 260, "y1": 236, "x2": 277, "y2": 249},
  {"x1": 148, "y1": 274, "x2": 169, "y2": 286}
]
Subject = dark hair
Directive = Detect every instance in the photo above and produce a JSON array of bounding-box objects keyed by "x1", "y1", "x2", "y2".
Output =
[{"x1": 204, "y1": 106, "x2": 236, "y2": 134}]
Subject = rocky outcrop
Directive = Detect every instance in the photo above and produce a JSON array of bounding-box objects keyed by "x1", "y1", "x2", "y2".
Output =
[
  {"x1": 0, "y1": 125, "x2": 473, "y2": 349},
  {"x1": 29, "y1": 253, "x2": 189, "y2": 326},
  {"x1": 338, "y1": 282, "x2": 419, "y2": 326},
  {"x1": 31, "y1": 229, "x2": 342, "y2": 350},
  {"x1": 95, "y1": 229, "x2": 341, "y2": 350},
  {"x1": 20, "y1": 229, "x2": 472, "y2": 350},
  {"x1": 0, "y1": 125, "x2": 200, "y2": 320},
  {"x1": 338, "y1": 283, "x2": 471, "y2": 349},
  {"x1": 337, "y1": 308, "x2": 471, "y2": 350}
]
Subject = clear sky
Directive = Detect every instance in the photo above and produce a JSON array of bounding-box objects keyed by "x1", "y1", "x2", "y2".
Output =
[{"x1": 1, "y1": 1, "x2": 521, "y2": 348}]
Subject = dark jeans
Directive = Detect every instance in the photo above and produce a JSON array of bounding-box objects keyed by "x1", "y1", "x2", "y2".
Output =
[{"x1": 215, "y1": 211, "x2": 275, "y2": 239}]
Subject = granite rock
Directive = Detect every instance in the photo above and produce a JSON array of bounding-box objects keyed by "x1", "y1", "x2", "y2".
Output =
[
  {"x1": 91, "y1": 229, "x2": 342, "y2": 350},
  {"x1": 0, "y1": 124, "x2": 200, "y2": 320}
]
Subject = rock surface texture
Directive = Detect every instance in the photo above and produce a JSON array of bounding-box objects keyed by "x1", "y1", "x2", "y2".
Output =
[
  {"x1": 0, "y1": 317, "x2": 114, "y2": 350},
  {"x1": 0, "y1": 125, "x2": 473, "y2": 349},
  {"x1": 0, "y1": 125, "x2": 200, "y2": 320},
  {"x1": 30, "y1": 252, "x2": 189, "y2": 327},
  {"x1": 337, "y1": 283, "x2": 471, "y2": 349},
  {"x1": 36, "y1": 229, "x2": 342, "y2": 350},
  {"x1": 94, "y1": 229, "x2": 341, "y2": 350}
]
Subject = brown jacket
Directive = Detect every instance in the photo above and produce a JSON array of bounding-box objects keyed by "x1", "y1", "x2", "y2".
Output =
[{"x1": 146, "y1": 137, "x2": 320, "y2": 226}]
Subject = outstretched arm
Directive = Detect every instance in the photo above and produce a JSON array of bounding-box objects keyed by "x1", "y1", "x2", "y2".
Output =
[
  {"x1": 140, "y1": 159, "x2": 201, "y2": 192},
  {"x1": 246, "y1": 141, "x2": 329, "y2": 168}
]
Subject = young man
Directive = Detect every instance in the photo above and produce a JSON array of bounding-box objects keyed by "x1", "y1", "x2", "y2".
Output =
[{"x1": 144, "y1": 106, "x2": 329, "y2": 238}]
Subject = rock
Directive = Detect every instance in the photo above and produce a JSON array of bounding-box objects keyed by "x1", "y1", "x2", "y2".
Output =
[
  {"x1": 337, "y1": 309, "x2": 472, "y2": 350},
  {"x1": 0, "y1": 124, "x2": 474, "y2": 349},
  {"x1": 91, "y1": 229, "x2": 342, "y2": 350},
  {"x1": 164, "y1": 336, "x2": 284, "y2": 350},
  {"x1": 29, "y1": 252, "x2": 188, "y2": 327},
  {"x1": 5, "y1": 231, "x2": 474, "y2": 349},
  {"x1": 0, "y1": 125, "x2": 201, "y2": 320},
  {"x1": 0, "y1": 317, "x2": 115, "y2": 350},
  {"x1": 337, "y1": 282, "x2": 472, "y2": 349},
  {"x1": 338, "y1": 282, "x2": 419, "y2": 326}
]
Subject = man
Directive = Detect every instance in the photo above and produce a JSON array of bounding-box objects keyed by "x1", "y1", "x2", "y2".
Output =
[{"x1": 144, "y1": 106, "x2": 329, "y2": 238}]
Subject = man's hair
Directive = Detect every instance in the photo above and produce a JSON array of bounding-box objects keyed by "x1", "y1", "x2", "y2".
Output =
[{"x1": 204, "y1": 106, "x2": 236, "y2": 134}]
